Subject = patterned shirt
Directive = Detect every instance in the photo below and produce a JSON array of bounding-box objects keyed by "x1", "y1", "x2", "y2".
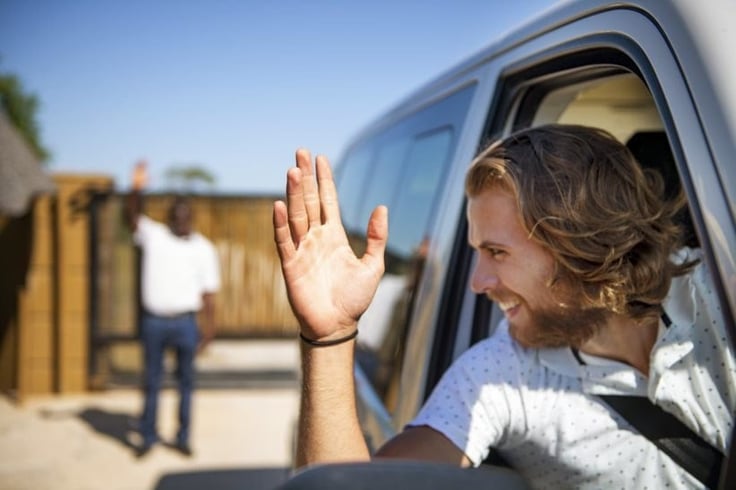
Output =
[{"x1": 410, "y1": 249, "x2": 735, "y2": 489}]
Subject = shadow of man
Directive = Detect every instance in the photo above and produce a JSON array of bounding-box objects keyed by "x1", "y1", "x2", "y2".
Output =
[{"x1": 76, "y1": 407, "x2": 139, "y2": 451}]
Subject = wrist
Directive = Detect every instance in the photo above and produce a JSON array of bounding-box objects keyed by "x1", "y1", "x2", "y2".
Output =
[{"x1": 299, "y1": 329, "x2": 358, "y2": 347}]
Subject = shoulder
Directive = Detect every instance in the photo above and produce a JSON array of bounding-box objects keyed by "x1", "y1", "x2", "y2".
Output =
[
  {"x1": 189, "y1": 233, "x2": 219, "y2": 267},
  {"x1": 452, "y1": 320, "x2": 540, "y2": 382},
  {"x1": 137, "y1": 215, "x2": 161, "y2": 229},
  {"x1": 189, "y1": 232, "x2": 216, "y2": 250},
  {"x1": 134, "y1": 215, "x2": 166, "y2": 241},
  {"x1": 467, "y1": 320, "x2": 533, "y2": 360},
  {"x1": 465, "y1": 321, "x2": 513, "y2": 355}
]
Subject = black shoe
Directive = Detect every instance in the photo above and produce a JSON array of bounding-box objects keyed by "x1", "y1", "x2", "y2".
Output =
[
  {"x1": 135, "y1": 442, "x2": 154, "y2": 458},
  {"x1": 174, "y1": 442, "x2": 193, "y2": 457}
]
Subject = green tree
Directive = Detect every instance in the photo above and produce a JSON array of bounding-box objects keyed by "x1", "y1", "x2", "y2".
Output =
[
  {"x1": 0, "y1": 68, "x2": 50, "y2": 162},
  {"x1": 164, "y1": 164, "x2": 217, "y2": 192}
]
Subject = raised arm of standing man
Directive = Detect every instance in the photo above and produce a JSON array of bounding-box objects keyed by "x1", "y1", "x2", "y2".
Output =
[
  {"x1": 124, "y1": 159, "x2": 149, "y2": 232},
  {"x1": 273, "y1": 149, "x2": 388, "y2": 467}
]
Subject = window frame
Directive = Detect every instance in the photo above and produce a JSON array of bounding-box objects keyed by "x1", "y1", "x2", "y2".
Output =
[{"x1": 340, "y1": 82, "x2": 479, "y2": 448}]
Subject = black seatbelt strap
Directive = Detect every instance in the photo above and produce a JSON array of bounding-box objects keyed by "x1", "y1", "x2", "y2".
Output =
[
  {"x1": 599, "y1": 394, "x2": 723, "y2": 489},
  {"x1": 570, "y1": 311, "x2": 723, "y2": 488}
]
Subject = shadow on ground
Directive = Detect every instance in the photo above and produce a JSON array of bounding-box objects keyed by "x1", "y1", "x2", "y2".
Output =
[
  {"x1": 39, "y1": 405, "x2": 139, "y2": 451},
  {"x1": 153, "y1": 467, "x2": 290, "y2": 490},
  {"x1": 77, "y1": 407, "x2": 139, "y2": 450}
]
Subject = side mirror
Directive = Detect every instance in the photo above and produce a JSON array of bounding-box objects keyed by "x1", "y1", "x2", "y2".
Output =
[{"x1": 276, "y1": 461, "x2": 529, "y2": 490}]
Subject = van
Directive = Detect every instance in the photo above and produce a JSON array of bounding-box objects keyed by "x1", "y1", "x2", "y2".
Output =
[{"x1": 284, "y1": 0, "x2": 736, "y2": 488}]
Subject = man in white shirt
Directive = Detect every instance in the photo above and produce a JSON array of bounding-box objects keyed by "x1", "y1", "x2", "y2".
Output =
[
  {"x1": 272, "y1": 125, "x2": 734, "y2": 488},
  {"x1": 125, "y1": 161, "x2": 220, "y2": 458}
]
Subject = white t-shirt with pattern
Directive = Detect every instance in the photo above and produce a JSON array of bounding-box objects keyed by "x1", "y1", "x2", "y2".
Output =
[{"x1": 410, "y1": 250, "x2": 734, "y2": 489}]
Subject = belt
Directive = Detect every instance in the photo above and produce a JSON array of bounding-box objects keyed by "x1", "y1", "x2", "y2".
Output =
[{"x1": 145, "y1": 310, "x2": 195, "y2": 319}]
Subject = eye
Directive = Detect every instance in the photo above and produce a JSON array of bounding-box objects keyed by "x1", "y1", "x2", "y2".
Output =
[{"x1": 484, "y1": 247, "x2": 507, "y2": 259}]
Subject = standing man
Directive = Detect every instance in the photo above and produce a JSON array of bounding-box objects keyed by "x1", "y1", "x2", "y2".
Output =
[{"x1": 125, "y1": 160, "x2": 220, "y2": 458}]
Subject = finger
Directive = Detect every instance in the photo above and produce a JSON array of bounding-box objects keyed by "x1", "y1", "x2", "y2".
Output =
[
  {"x1": 286, "y1": 166, "x2": 309, "y2": 245},
  {"x1": 296, "y1": 148, "x2": 321, "y2": 227},
  {"x1": 315, "y1": 155, "x2": 341, "y2": 224},
  {"x1": 273, "y1": 200, "x2": 296, "y2": 261},
  {"x1": 361, "y1": 205, "x2": 388, "y2": 274}
]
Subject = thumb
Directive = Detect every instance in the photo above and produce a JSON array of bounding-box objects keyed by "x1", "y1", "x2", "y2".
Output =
[{"x1": 362, "y1": 205, "x2": 388, "y2": 273}]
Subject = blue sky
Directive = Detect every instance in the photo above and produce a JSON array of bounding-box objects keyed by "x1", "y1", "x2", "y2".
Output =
[{"x1": 1, "y1": 0, "x2": 559, "y2": 194}]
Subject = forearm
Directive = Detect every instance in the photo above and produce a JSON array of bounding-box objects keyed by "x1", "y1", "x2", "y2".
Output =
[
  {"x1": 125, "y1": 190, "x2": 142, "y2": 232},
  {"x1": 201, "y1": 293, "x2": 215, "y2": 335},
  {"x1": 197, "y1": 294, "x2": 216, "y2": 352},
  {"x1": 296, "y1": 335, "x2": 370, "y2": 468},
  {"x1": 273, "y1": 151, "x2": 386, "y2": 468},
  {"x1": 126, "y1": 160, "x2": 148, "y2": 232}
]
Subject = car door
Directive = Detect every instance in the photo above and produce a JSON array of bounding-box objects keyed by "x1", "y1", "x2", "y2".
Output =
[
  {"x1": 410, "y1": 1, "x2": 735, "y2": 486},
  {"x1": 309, "y1": 2, "x2": 735, "y2": 489},
  {"x1": 333, "y1": 82, "x2": 481, "y2": 451}
]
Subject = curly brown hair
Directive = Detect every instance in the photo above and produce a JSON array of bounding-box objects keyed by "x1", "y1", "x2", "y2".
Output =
[{"x1": 465, "y1": 124, "x2": 696, "y2": 320}]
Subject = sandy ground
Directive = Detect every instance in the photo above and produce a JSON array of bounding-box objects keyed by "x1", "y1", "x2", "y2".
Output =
[{"x1": 0, "y1": 340, "x2": 301, "y2": 490}]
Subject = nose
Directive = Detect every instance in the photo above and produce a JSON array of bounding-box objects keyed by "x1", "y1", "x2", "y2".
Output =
[{"x1": 470, "y1": 254, "x2": 500, "y2": 294}]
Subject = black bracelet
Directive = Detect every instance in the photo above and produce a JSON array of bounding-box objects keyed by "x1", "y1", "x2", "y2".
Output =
[{"x1": 299, "y1": 329, "x2": 358, "y2": 347}]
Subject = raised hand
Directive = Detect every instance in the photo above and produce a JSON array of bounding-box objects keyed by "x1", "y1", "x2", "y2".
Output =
[
  {"x1": 273, "y1": 149, "x2": 388, "y2": 343},
  {"x1": 132, "y1": 159, "x2": 149, "y2": 190}
]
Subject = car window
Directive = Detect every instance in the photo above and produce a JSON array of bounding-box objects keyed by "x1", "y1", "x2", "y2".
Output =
[
  {"x1": 475, "y1": 70, "x2": 699, "y2": 338},
  {"x1": 357, "y1": 138, "x2": 412, "y2": 234},
  {"x1": 469, "y1": 52, "x2": 734, "y2": 476},
  {"x1": 336, "y1": 144, "x2": 373, "y2": 233},
  {"x1": 390, "y1": 128, "x2": 453, "y2": 258},
  {"x1": 336, "y1": 85, "x2": 475, "y2": 416}
]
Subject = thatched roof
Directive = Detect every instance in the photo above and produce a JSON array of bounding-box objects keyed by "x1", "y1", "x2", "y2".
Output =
[{"x1": 0, "y1": 111, "x2": 54, "y2": 216}]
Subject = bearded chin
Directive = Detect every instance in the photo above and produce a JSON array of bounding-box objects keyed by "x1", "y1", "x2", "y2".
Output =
[{"x1": 508, "y1": 303, "x2": 608, "y2": 349}]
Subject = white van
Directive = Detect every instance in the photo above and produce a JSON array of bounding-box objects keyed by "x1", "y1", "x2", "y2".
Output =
[{"x1": 284, "y1": 0, "x2": 736, "y2": 488}]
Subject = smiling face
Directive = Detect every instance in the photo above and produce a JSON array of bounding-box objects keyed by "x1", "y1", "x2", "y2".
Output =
[{"x1": 467, "y1": 188, "x2": 607, "y2": 348}]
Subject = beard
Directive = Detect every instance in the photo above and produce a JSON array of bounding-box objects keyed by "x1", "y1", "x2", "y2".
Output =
[{"x1": 490, "y1": 289, "x2": 609, "y2": 349}]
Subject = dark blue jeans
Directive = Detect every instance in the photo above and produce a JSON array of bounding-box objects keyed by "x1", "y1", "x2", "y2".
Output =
[{"x1": 139, "y1": 312, "x2": 199, "y2": 446}]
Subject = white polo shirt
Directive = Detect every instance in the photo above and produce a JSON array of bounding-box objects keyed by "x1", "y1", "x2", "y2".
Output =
[
  {"x1": 411, "y1": 249, "x2": 735, "y2": 489},
  {"x1": 134, "y1": 215, "x2": 220, "y2": 316}
]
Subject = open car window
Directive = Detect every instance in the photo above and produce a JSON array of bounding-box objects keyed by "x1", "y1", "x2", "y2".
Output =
[{"x1": 467, "y1": 38, "x2": 735, "y2": 483}]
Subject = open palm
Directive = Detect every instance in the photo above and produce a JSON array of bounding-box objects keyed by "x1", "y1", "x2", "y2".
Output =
[{"x1": 273, "y1": 150, "x2": 387, "y2": 342}]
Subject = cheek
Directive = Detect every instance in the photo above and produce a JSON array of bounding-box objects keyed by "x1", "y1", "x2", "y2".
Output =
[
  {"x1": 511, "y1": 264, "x2": 557, "y2": 306},
  {"x1": 525, "y1": 247, "x2": 556, "y2": 284}
]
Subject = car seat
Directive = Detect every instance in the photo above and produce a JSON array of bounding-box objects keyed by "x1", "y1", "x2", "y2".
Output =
[{"x1": 625, "y1": 131, "x2": 699, "y2": 248}]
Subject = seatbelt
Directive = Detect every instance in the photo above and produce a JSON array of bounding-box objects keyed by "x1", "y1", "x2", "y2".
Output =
[
  {"x1": 571, "y1": 311, "x2": 724, "y2": 488},
  {"x1": 599, "y1": 394, "x2": 723, "y2": 489}
]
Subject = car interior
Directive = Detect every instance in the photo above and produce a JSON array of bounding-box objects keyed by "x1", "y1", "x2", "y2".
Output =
[
  {"x1": 481, "y1": 69, "x2": 700, "y2": 336},
  {"x1": 477, "y1": 66, "x2": 723, "y2": 475}
]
